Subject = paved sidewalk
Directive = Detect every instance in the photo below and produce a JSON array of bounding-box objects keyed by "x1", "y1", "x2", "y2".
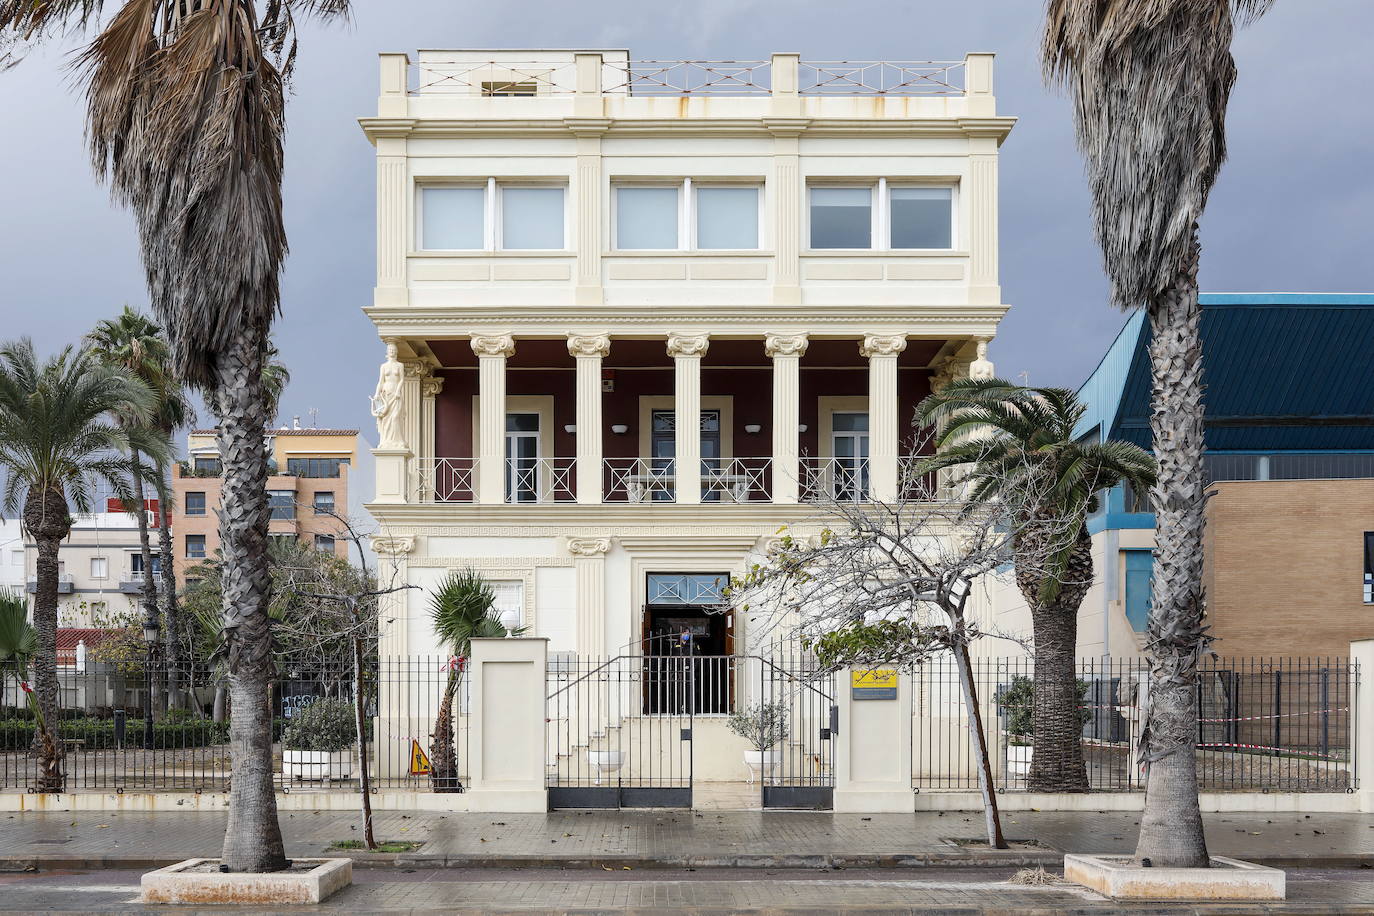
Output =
[
  {"x1": 3, "y1": 809, "x2": 1373, "y2": 870},
  {"x1": 3, "y1": 866, "x2": 1374, "y2": 913}
]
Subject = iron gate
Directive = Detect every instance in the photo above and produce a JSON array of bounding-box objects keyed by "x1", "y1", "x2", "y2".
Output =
[{"x1": 758, "y1": 656, "x2": 837, "y2": 809}]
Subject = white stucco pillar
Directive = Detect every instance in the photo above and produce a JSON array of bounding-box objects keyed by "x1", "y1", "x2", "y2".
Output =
[
  {"x1": 472, "y1": 335, "x2": 515, "y2": 505},
  {"x1": 667, "y1": 334, "x2": 709, "y2": 505},
  {"x1": 467, "y1": 637, "x2": 549, "y2": 812},
  {"x1": 570, "y1": 538, "x2": 611, "y2": 657},
  {"x1": 1353, "y1": 639, "x2": 1374, "y2": 812},
  {"x1": 370, "y1": 534, "x2": 414, "y2": 781},
  {"x1": 862, "y1": 335, "x2": 907, "y2": 502},
  {"x1": 834, "y1": 667, "x2": 915, "y2": 813},
  {"x1": 417, "y1": 373, "x2": 443, "y2": 501},
  {"x1": 568, "y1": 335, "x2": 610, "y2": 504},
  {"x1": 766, "y1": 333, "x2": 808, "y2": 504}
]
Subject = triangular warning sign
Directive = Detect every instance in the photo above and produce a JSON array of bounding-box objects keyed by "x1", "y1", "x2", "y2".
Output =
[{"x1": 409, "y1": 739, "x2": 431, "y2": 776}]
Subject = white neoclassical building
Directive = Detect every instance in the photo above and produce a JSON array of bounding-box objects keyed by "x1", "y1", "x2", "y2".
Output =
[{"x1": 361, "y1": 50, "x2": 1015, "y2": 666}]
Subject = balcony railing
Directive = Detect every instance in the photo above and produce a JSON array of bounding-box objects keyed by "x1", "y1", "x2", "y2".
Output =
[
  {"x1": 604, "y1": 458, "x2": 676, "y2": 503},
  {"x1": 800, "y1": 457, "x2": 871, "y2": 503},
  {"x1": 26, "y1": 574, "x2": 74, "y2": 595},
  {"x1": 416, "y1": 457, "x2": 476, "y2": 503},
  {"x1": 702, "y1": 458, "x2": 772, "y2": 503},
  {"x1": 506, "y1": 457, "x2": 576, "y2": 504}
]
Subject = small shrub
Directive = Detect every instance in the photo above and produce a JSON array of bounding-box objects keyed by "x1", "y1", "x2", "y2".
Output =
[
  {"x1": 0, "y1": 717, "x2": 228, "y2": 750},
  {"x1": 281, "y1": 698, "x2": 356, "y2": 753},
  {"x1": 726, "y1": 702, "x2": 789, "y2": 752},
  {"x1": 998, "y1": 675, "x2": 1091, "y2": 744}
]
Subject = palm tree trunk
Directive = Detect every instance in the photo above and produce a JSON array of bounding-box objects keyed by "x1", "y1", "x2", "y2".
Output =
[
  {"x1": 215, "y1": 333, "x2": 288, "y2": 873},
  {"x1": 430, "y1": 670, "x2": 462, "y2": 792},
  {"x1": 24, "y1": 487, "x2": 69, "y2": 793},
  {"x1": 1026, "y1": 528, "x2": 1093, "y2": 793},
  {"x1": 130, "y1": 449, "x2": 164, "y2": 717},
  {"x1": 1134, "y1": 231, "x2": 1210, "y2": 869}
]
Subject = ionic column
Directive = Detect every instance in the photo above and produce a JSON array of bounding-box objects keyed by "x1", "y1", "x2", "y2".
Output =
[
  {"x1": 667, "y1": 333, "x2": 709, "y2": 505},
  {"x1": 766, "y1": 333, "x2": 808, "y2": 504},
  {"x1": 568, "y1": 335, "x2": 611, "y2": 504},
  {"x1": 418, "y1": 374, "x2": 444, "y2": 501},
  {"x1": 472, "y1": 335, "x2": 515, "y2": 504},
  {"x1": 862, "y1": 335, "x2": 907, "y2": 502},
  {"x1": 569, "y1": 538, "x2": 611, "y2": 657}
]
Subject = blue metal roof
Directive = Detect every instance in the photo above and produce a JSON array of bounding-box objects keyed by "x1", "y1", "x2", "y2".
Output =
[{"x1": 1078, "y1": 293, "x2": 1374, "y2": 452}]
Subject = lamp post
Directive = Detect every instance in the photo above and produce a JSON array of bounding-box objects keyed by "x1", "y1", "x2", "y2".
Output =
[{"x1": 142, "y1": 620, "x2": 159, "y2": 749}]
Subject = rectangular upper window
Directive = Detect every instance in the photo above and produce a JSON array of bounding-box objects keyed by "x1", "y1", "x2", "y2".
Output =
[
  {"x1": 90, "y1": 557, "x2": 108, "y2": 579},
  {"x1": 184, "y1": 491, "x2": 207, "y2": 516},
  {"x1": 808, "y1": 180, "x2": 956, "y2": 250},
  {"x1": 614, "y1": 180, "x2": 762, "y2": 251},
  {"x1": 286, "y1": 457, "x2": 348, "y2": 478},
  {"x1": 185, "y1": 535, "x2": 206, "y2": 559},
  {"x1": 419, "y1": 180, "x2": 566, "y2": 251},
  {"x1": 313, "y1": 491, "x2": 336, "y2": 515},
  {"x1": 268, "y1": 490, "x2": 296, "y2": 520}
]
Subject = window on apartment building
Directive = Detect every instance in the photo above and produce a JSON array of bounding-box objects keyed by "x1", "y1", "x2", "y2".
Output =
[
  {"x1": 287, "y1": 457, "x2": 348, "y2": 478},
  {"x1": 193, "y1": 456, "x2": 222, "y2": 475},
  {"x1": 268, "y1": 490, "x2": 296, "y2": 520},
  {"x1": 614, "y1": 181, "x2": 761, "y2": 250},
  {"x1": 269, "y1": 535, "x2": 296, "y2": 553},
  {"x1": 10, "y1": 549, "x2": 22, "y2": 567},
  {"x1": 313, "y1": 491, "x2": 336, "y2": 515},
  {"x1": 90, "y1": 557, "x2": 108, "y2": 579},
  {"x1": 420, "y1": 182, "x2": 566, "y2": 251},
  {"x1": 1364, "y1": 532, "x2": 1374, "y2": 604},
  {"x1": 185, "y1": 535, "x2": 206, "y2": 559},
  {"x1": 185, "y1": 492, "x2": 207, "y2": 516},
  {"x1": 1123, "y1": 549, "x2": 1154, "y2": 632},
  {"x1": 314, "y1": 534, "x2": 336, "y2": 553},
  {"x1": 808, "y1": 181, "x2": 955, "y2": 250},
  {"x1": 130, "y1": 554, "x2": 161, "y2": 576}
]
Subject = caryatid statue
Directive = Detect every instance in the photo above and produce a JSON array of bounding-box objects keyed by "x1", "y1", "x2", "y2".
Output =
[{"x1": 371, "y1": 340, "x2": 407, "y2": 450}]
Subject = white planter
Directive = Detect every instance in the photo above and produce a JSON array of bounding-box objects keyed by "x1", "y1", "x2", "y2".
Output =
[
  {"x1": 743, "y1": 749, "x2": 782, "y2": 785},
  {"x1": 587, "y1": 750, "x2": 624, "y2": 785},
  {"x1": 1007, "y1": 744, "x2": 1032, "y2": 776},
  {"x1": 284, "y1": 749, "x2": 354, "y2": 782}
]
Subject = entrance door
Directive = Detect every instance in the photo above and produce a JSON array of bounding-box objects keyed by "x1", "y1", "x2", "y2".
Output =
[
  {"x1": 831, "y1": 412, "x2": 870, "y2": 501},
  {"x1": 650, "y1": 409, "x2": 722, "y2": 501},
  {"x1": 505, "y1": 413, "x2": 540, "y2": 503}
]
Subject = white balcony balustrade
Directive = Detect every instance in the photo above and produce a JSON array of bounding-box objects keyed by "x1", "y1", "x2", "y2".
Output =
[
  {"x1": 506, "y1": 457, "x2": 577, "y2": 504},
  {"x1": 416, "y1": 457, "x2": 476, "y2": 503},
  {"x1": 702, "y1": 457, "x2": 772, "y2": 503},
  {"x1": 800, "y1": 456, "x2": 871, "y2": 503},
  {"x1": 604, "y1": 458, "x2": 677, "y2": 503}
]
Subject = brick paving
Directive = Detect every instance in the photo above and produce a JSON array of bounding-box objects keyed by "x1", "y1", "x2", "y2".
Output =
[{"x1": 3, "y1": 808, "x2": 1373, "y2": 867}]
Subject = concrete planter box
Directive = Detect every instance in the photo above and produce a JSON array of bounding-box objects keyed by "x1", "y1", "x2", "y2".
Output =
[
  {"x1": 1063, "y1": 854, "x2": 1284, "y2": 901},
  {"x1": 1007, "y1": 744, "x2": 1032, "y2": 776},
  {"x1": 284, "y1": 748, "x2": 353, "y2": 781},
  {"x1": 141, "y1": 857, "x2": 352, "y2": 905},
  {"x1": 588, "y1": 750, "x2": 624, "y2": 785},
  {"x1": 743, "y1": 749, "x2": 782, "y2": 784}
]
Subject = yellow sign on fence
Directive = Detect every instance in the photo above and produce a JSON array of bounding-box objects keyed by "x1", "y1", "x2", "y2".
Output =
[
  {"x1": 850, "y1": 668, "x2": 898, "y2": 700},
  {"x1": 409, "y1": 739, "x2": 432, "y2": 776}
]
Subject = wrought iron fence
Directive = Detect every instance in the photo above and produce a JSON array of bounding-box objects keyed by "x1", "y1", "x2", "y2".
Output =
[
  {"x1": 0, "y1": 657, "x2": 469, "y2": 794},
  {"x1": 911, "y1": 656, "x2": 1356, "y2": 794},
  {"x1": 415, "y1": 457, "x2": 475, "y2": 503}
]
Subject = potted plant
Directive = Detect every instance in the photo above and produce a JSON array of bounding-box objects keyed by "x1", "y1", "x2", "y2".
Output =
[
  {"x1": 727, "y1": 701, "x2": 789, "y2": 783},
  {"x1": 282, "y1": 697, "x2": 356, "y2": 782},
  {"x1": 998, "y1": 675, "x2": 1092, "y2": 777}
]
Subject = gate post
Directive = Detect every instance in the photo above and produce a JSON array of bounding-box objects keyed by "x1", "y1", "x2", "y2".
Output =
[
  {"x1": 834, "y1": 666, "x2": 915, "y2": 813},
  {"x1": 1352, "y1": 640, "x2": 1374, "y2": 813},
  {"x1": 467, "y1": 637, "x2": 549, "y2": 812}
]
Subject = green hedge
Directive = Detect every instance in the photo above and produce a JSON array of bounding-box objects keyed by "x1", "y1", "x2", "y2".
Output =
[{"x1": 0, "y1": 718, "x2": 229, "y2": 751}]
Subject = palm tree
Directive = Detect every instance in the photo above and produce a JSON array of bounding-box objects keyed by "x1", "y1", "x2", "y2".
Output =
[
  {"x1": 0, "y1": 340, "x2": 167, "y2": 790},
  {"x1": 0, "y1": 590, "x2": 37, "y2": 712},
  {"x1": 0, "y1": 0, "x2": 349, "y2": 871},
  {"x1": 917, "y1": 378, "x2": 1155, "y2": 793},
  {"x1": 428, "y1": 570, "x2": 525, "y2": 792},
  {"x1": 1042, "y1": 0, "x2": 1273, "y2": 866}
]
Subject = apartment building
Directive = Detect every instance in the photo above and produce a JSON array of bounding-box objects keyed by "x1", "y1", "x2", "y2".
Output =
[
  {"x1": 983, "y1": 293, "x2": 1374, "y2": 660},
  {"x1": 360, "y1": 50, "x2": 1015, "y2": 662},
  {"x1": 172, "y1": 424, "x2": 360, "y2": 587},
  {"x1": 21, "y1": 504, "x2": 153, "y2": 628}
]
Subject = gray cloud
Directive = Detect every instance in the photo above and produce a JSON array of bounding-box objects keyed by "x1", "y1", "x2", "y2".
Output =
[{"x1": 0, "y1": 0, "x2": 1369, "y2": 439}]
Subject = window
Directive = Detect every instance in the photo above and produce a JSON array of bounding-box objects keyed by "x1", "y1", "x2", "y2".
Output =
[
  {"x1": 1365, "y1": 532, "x2": 1374, "y2": 604},
  {"x1": 889, "y1": 186, "x2": 953, "y2": 249},
  {"x1": 269, "y1": 535, "x2": 296, "y2": 553},
  {"x1": 185, "y1": 492, "x2": 207, "y2": 516},
  {"x1": 614, "y1": 181, "x2": 761, "y2": 250},
  {"x1": 809, "y1": 187, "x2": 872, "y2": 249},
  {"x1": 185, "y1": 577, "x2": 202, "y2": 589},
  {"x1": 193, "y1": 456, "x2": 222, "y2": 475},
  {"x1": 1123, "y1": 549, "x2": 1155, "y2": 631},
  {"x1": 10, "y1": 550, "x2": 22, "y2": 567},
  {"x1": 502, "y1": 187, "x2": 565, "y2": 249},
  {"x1": 287, "y1": 457, "x2": 348, "y2": 478},
  {"x1": 130, "y1": 554, "x2": 161, "y2": 576},
  {"x1": 646, "y1": 573, "x2": 728, "y2": 606},
  {"x1": 90, "y1": 557, "x2": 108, "y2": 579},
  {"x1": 808, "y1": 181, "x2": 956, "y2": 250},
  {"x1": 268, "y1": 490, "x2": 295, "y2": 520},
  {"x1": 313, "y1": 491, "x2": 336, "y2": 515},
  {"x1": 650, "y1": 409, "x2": 722, "y2": 502},
  {"x1": 420, "y1": 181, "x2": 566, "y2": 251},
  {"x1": 490, "y1": 580, "x2": 524, "y2": 632},
  {"x1": 314, "y1": 535, "x2": 336, "y2": 553},
  {"x1": 831, "y1": 412, "x2": 871, "y2": 500},
  {"x1": 505, "y1": 414, "x2": 540, "y2": 503},
  {"x1": 185, "y1": 535, "x2": 206, "y2": 559}
]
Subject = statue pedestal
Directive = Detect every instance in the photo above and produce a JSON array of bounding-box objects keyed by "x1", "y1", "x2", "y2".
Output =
[{"x1": 372, "y1": 447, "x2": 413, "y2": 504}]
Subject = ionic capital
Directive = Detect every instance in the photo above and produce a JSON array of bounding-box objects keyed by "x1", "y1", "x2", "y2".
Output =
[
  {"x1": 471, "y1": 335, "x2": 516, "y2": 359},
  {"x1": 568, "y1": 537, "x2": 612, "y2": 557},
  {"x1": 765, "y1": 334, "x2": 809, "y2": 359},
  {"x1": 419, "y1": 375, "x2": 446, "y2": 398},
  {"x1": 567, "y1": 334, "x2": 611, "y2": 359},
  {"x1": 402, "y1": 359, "x2": 428, "y2": 379},
  {"x1": 860, "y1": 334, "x2": 908, "y2": 358},
  {"x1": 666, "y1": 333, "x2": 710, "y2": 359}
]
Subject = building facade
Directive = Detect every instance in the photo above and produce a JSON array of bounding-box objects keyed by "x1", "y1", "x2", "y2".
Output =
[
  {"x1": 172, "y1": 425, "x2": 359, "y2": 587},
  {"x1": 361, "y1": 50, "x2": 1015, "y2": 662},
  {"x1": 21, "y1": 506, "x2": 150, "y2": 629},
  {"x1": 983, "y1": 293, "x2": 1374, "y2": 660}
]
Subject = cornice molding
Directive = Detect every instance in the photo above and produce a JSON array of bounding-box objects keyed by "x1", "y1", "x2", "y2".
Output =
[{"x1": 409, "y1": 556, "x2": 573, "y2": 568}]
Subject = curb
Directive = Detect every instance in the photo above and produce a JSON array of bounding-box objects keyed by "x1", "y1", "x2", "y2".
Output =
[{"x1": 4, "y1": 851, "x2": 1372, "y2": 873}]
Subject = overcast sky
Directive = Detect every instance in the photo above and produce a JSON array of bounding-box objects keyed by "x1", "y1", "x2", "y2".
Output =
[{"x1": 1, "y1": 0, "x2": 1370, "y2": 445}]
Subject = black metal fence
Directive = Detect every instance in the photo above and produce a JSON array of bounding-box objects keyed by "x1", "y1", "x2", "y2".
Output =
[
  {"x1": 911, "y1": 656, "x2": 1356, "y2": 793},
  {"x1": 0, "y1": 657, "x2": 468, "y2": 794}
]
